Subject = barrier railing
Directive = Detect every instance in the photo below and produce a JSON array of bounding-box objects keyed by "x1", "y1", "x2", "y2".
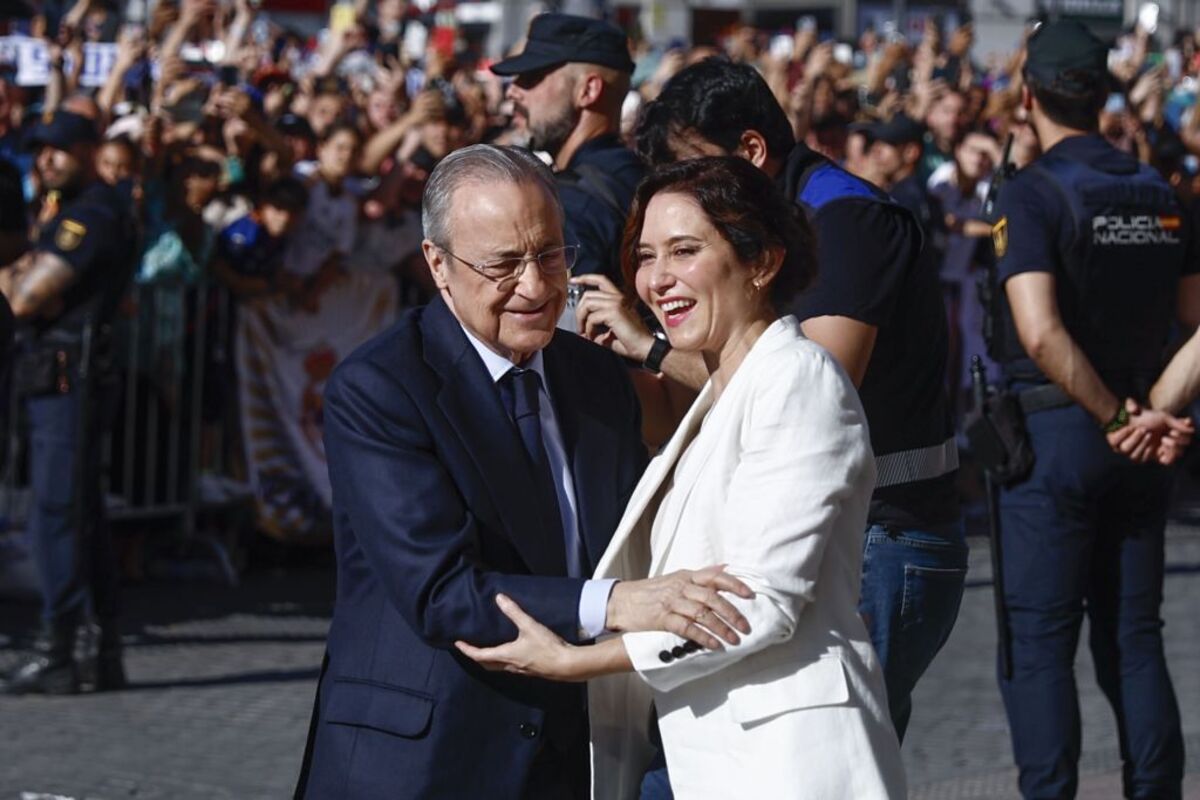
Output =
[{"x1": 2, "y1": 280, "x2": 248, "y2": 585}]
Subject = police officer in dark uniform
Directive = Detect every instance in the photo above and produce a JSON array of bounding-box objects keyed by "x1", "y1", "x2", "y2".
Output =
[
  {"x1": 990, "y1": 21, "x2": 1200, "y2": 798},
  {"x1": 493, "y1": 14, "x2": 643, "y2": 286},
  {"x1": 0, "y1": 111, "x2": 138, "y2": 695}
]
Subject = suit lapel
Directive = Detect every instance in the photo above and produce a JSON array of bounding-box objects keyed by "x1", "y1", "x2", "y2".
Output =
[
  {"x1": 645, "y1": 390, "x2": 725, "y2": 574},
  {"x1": 593, "y1": 383, "x2": 713, "y2": 578},
  {"x1": 421, "y1": 298, "x2": 567, "y2": 577}
]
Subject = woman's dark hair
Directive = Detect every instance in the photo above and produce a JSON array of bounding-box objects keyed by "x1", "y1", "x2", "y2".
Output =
[
  {"x1": 621, "y1": 156, "x2": 817, "y2": 310},
  {"x1": 635, "y1": 58, "x2": 796, "y2": 167},
  {"x1": 1023, "y1": 70, "x2": 1108, "y2": 132}
]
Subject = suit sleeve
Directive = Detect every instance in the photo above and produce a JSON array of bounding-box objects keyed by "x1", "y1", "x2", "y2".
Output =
[
  {"x1": 323, "y1": 356, "x2": 589, "y2": 649},
  {"x1": 621, "y1": 347, "x2": 875, "y2": 693}
]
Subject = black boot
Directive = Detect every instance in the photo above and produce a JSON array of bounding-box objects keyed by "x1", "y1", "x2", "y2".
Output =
[
  {"x1": 80, "y1": 619, "x2": 126, "y2": 692},
  {"x1": 0, "y1": 621, "x2": 78, "y2": 695}
]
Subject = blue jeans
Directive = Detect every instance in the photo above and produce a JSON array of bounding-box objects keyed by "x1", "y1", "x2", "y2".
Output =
[
  {"x1": 998, "y1": 404, "x2": 1182, "y2": 799},
  {"x1": 639, "y1": 750, "x2": 672, "y2": 800},
  {"x1": 858, "y1": 522, "x2": 968, "y2": 741}
]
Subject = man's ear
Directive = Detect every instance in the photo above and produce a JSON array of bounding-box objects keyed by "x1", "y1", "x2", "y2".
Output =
[
  {"x1": 576, "y1": 71, "x2": 605, "y2": 110},
  {"x1": 423, "y1": 240, "x2": 451, "y2": 291},
  {"x1": 737, "y1": 129, "x2": 771, "y2": 169},
  {"x1": 1021, "y1": 83, "x2": 1033, "y2": 114}
]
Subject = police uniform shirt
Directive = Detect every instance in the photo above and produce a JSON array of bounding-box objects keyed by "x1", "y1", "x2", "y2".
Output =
[
  {"x1": 216, "y1": 214, "x2": 287, "y2": 280},
  {"x1": 784, "y1": 149, "x2": 958, "y2": 529},
  {"x1": 35, "y1": 181, "x2": 136, "y2": 331},
  {"x1": 993, "y1": 133, "x2": 1198, "y2": 389},
  {"x1": 558, "y1": 134, "x2": 645, "y2": 284}
]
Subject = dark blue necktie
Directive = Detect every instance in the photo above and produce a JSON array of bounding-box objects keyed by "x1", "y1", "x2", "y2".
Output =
[{"x1": 498, "y1": 368, "x2": 585, "y2": 577}]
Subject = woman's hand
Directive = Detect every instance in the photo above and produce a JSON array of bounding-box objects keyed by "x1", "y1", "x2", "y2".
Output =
[
  {"x1": 455, "y1": 595, "x2": 583, "y2": 681},
  {"x1": 571, "y1": 274, "x2": 656, "y2": 361}
]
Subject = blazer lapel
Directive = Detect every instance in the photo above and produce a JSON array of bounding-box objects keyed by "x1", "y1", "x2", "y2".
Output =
[
  {"x1": 645, "y1": 317, "x2": 801, "y2": 573},
  {"x1": 421, "y1": 298, "x2": 567, "y2": 577},
  {"x1": 593, "y1": 383, "x2": 713, "y2": 579}
]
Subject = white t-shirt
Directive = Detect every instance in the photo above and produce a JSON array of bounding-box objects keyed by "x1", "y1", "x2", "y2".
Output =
[{"x1": 284, "y1": 173, "x2": 358, "y2": 276}]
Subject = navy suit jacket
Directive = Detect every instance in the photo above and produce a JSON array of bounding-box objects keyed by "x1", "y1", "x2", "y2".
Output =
[{"x1": 296, "y1": 296, "x2": 647, "y2": 799}]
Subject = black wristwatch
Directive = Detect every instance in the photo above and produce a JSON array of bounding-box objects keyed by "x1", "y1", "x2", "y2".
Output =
[{"x1": 642, "y1": 335, "x2": 671, "y2": 374}]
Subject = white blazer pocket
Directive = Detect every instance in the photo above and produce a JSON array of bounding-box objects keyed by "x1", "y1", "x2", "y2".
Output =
[{"x1": 728, "y1": 654, "x2": 849, "y2": 726}]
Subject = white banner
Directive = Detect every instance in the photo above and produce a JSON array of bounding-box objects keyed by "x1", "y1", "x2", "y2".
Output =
[
  {"x1": 236, "y1": 271, "x2": 398, "y2": 542},
  {"x1": 0, "y1": 36, "x2": 122, "y2": 88}
]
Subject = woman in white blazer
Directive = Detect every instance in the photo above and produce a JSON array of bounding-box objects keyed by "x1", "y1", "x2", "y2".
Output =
[{"x1": 457, "y1": 157, "x2": 906, "y2": 799}]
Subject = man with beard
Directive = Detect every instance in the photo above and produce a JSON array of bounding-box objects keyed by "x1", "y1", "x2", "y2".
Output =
[
  {"x1": 0, "y1": 111, "x2": 138, "y2": 695},
  {"x1": 493, "y1": 14, "x2": 643, "y2": 285}
]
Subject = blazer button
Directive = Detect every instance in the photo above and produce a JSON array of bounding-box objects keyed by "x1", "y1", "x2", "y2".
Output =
[
  {"x1": 658, "y1": 650, "x2": 673, "y2": 663},
  {"x1": 684, "y1": 640, "x2": 702, "y2": 653},
  {"x1": 671, "y1": 645, "x2": 687, "y2": 659},
  {"x1": 518, "y1": 722, "x2": 539, "y2": 739}
]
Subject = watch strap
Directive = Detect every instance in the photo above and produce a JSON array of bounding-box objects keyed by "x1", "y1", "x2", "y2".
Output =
[
  {"x1": 643, "y1": 336, "x2": 671, "y2": 373},
  {"x1": 1102, "y1": 404, "x2": 1130, "y2": 433}
]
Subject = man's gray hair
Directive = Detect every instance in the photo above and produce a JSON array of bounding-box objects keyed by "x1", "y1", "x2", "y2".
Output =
[{"x1": 421, "y1": 144, "x2": 562, "y2": 248}]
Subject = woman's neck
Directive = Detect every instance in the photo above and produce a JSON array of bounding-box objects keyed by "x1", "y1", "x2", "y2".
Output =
[{"x1": 703, "y1": 313, "x2": 776, "y2": 401}]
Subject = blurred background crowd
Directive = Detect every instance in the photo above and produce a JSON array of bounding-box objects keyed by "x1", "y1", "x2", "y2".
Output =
[{"x1": 1, "y1": 0, "x2": 1198, "y2": 553}]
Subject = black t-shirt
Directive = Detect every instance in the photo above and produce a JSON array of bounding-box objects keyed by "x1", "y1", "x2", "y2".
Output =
[
  {"x1": 557, "y1": 134, "x2": 645, "y2": 285},
  {"x1": 34, "y1": 180, "x2": 137, "y2": 336},
  {"x1": 0, "y1": 156, "x2": 26, "y2": 233},
  {"x1": 782, "y1": 146, "x2": 958, "y2": 528},
  {"x1": 993, "y1": 134, "x2": 1197, "y2": 394}
]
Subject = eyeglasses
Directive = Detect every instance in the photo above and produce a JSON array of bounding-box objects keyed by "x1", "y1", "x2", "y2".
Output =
[{"x1": 440, "y1": 244, "x2": 579, "y2": 287}]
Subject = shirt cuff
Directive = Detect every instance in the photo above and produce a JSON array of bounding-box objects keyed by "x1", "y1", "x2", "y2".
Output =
[{"x1": 577, "y1": 578, "x2": 617, "y2": 640}]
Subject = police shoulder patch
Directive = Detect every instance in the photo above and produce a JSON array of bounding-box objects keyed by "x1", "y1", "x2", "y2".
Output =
[
  {"x1": 55, "y1": 219, "x2": 87, "y2": 252},
  {"x1": 992, "y1": 216, "x2": 1008, "y2": 258}
]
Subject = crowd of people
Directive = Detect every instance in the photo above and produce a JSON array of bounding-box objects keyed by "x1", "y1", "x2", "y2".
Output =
[
  {"x1": 2, "y1": 2, "x2": 1199, "y2": 527},
  {"x1": 2, "y1": 2, "x2": 1200, "y2": 798}
]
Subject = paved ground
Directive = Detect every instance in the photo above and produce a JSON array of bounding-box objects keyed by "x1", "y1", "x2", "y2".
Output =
[{"x1": 0, "y1": 527, "x2": 1197, "y2": 799}]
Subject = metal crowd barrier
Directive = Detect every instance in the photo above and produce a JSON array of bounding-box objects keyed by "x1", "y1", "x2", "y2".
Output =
[{"x1": 2, "y1": 280, "x2": 249, "y2": 585}]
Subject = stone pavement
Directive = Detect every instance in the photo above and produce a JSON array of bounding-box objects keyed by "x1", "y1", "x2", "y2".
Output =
[{"x1": 0, "y1": 528, "x2": 1197, "y2": 799}]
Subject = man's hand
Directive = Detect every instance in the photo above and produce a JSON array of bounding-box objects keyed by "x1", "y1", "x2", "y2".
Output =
[
  {"x1": 571, "y1": 274, "x2": 656, "y2": 361},
  {"x1": 1107, "y1": 398, "x2": 1195, "y2": 464},
  {"x1": 406, "y1": 90, "x2": 446, "y2": 125},
  {"x1": 605, "y1": 566, "x2": 755, "y2": 651}
]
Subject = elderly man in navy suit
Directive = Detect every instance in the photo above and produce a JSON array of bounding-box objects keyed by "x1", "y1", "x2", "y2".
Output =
[{"x1": 294, "y1": 145, "x2": 750, "y2": 799}]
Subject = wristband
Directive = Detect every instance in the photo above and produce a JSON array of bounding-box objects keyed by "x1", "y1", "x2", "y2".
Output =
[
  {"x1": 1102, "y1": 404, "x2": 1130, "y2": 433},
  {"x1": 642, "y1": 335, "x2": 671, "y2": 374}
]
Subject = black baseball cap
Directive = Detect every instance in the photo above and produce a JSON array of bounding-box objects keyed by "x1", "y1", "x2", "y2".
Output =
[
  {"x1": 1024, "y1": 20, "x2": 1109, "y2": 92},
  {"x1": 491, "y1": 13, "x2": 635, "y2": 77},
  {"x1": 277, "y1": 113, "x2": 316, "y2": 141},
  {"x1": 24, "y1": 110, "x2": 99, "y2": 152},
  {"x1": 857, "y1": 114, "x2": 926, "y2": 146}
]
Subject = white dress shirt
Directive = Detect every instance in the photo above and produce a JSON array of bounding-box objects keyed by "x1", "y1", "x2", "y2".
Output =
[{"x1": 460, "y1": 325, "x2": 615, "y2": 638}]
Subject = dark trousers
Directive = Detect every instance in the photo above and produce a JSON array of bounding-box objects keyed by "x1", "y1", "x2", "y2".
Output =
[
  {"x1": 522, "y1": 738, "x2": 590, "y2": 800},
  {"x1": 998, "y1": 404, "x2": 1183, "y2": 799},
  {"x1": 26, "y1": 384, "x2": 118, "y2": 627}
]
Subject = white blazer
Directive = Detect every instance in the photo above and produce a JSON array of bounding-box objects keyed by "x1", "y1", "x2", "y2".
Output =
[{"x1": 588, "y1": 316, "x2": 906, "y2": 799}]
